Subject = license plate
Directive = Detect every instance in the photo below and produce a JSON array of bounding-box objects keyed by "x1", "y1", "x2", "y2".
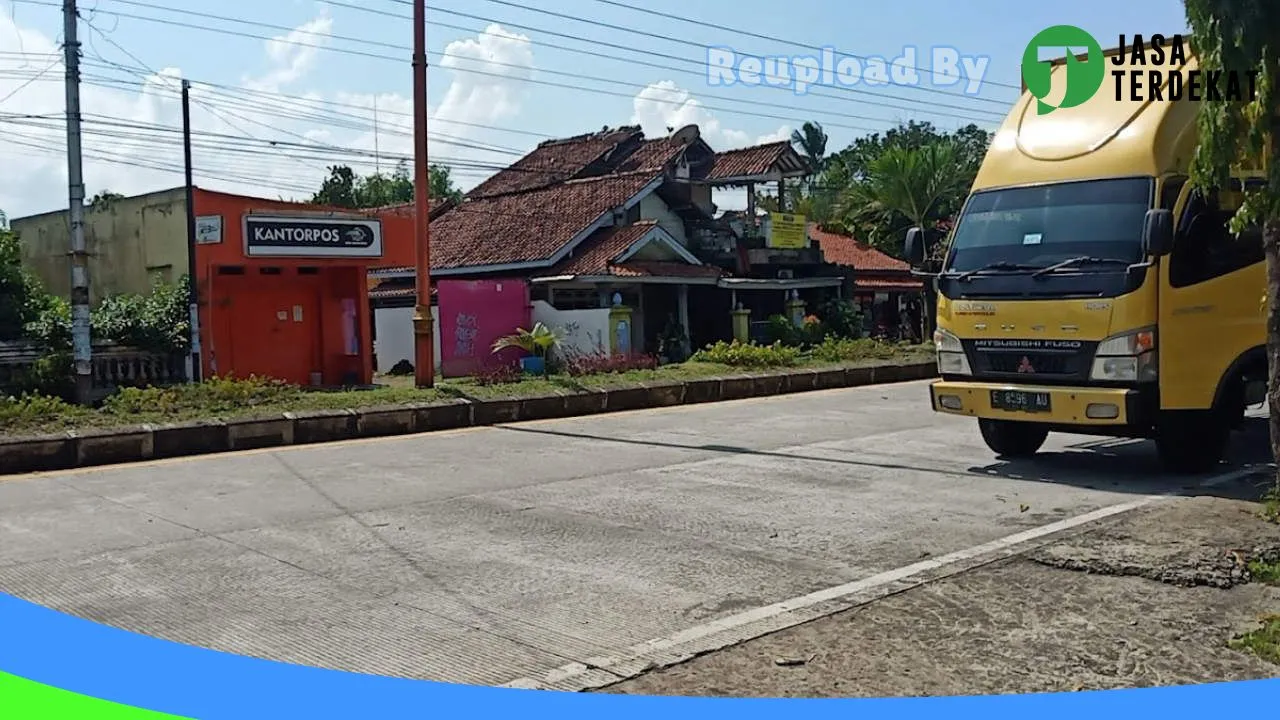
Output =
[{"x1": 990, "y1": 389, "x2": 1051, "y2": 413}]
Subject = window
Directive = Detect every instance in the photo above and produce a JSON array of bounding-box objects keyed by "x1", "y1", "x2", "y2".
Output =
[
  {"x1": 948, "y1": 177, "x2": 1152, "y2": 272},
  {"x1": 1169, "y1": 180, "x2": 1265, "y2": 288}
]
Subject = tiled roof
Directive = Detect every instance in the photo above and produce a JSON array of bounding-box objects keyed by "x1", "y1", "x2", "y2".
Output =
[
  {"x1": 465, "y1": 126, "x2": 643, "y2": 199},
  {"x1": 431, "y1": 171, "x2": 662, "y2": 270},
  {"x1": 544, "y1": 220, "x2": 723, "y2": 279},
  {"x1": 808, "y1": 224, "x2": 914, "y2": 273},
  {"x1": 704, "y1": 141, "x2": 807, "y2": 181},
  {"x1": 614, "y1": 136, "x2": 687, "y2": 173},
  {"x1": 549, "y1": 221, "x2": 658, "y2": 276}
]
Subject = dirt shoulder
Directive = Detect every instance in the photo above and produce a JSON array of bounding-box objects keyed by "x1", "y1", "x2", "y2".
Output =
[{"x1": 604, "y1": 493, "x2": 1280, "y2": 698}]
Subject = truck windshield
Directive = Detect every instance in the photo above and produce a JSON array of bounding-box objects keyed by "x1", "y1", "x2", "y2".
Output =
[{"x1": 945, "y1": 177, "x2": 1153, "y2": 275}]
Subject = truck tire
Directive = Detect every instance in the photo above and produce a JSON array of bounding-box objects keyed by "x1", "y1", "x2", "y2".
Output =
[
  {"x1": 979, "y1": 419, "x2": 1049, "y2": 458},
  {"x1": 1154, "y1": 411, "x2": 1230, "y2": 474}
]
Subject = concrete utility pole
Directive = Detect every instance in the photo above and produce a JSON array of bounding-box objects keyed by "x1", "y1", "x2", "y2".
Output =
[
  {"x1": 62, "y1": 0, "x2": 92, "y2": 405},
  {"x1": 411, "y1": 0, "x2": 435, "y2": 387},
  {"x1": 181, "y1": 79, "x2": 202, "y2": 383}
]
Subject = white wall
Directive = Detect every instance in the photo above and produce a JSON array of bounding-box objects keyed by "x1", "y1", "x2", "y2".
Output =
[
  {"x1": 638, "y1": 194, "x2": 688, "y2": 247},
  {"x1": 532, "y1": 300, "x2": 611, "y2": 360},
  {"x1": 374, "y1": 305, "x2": 441, "y2": 374}
]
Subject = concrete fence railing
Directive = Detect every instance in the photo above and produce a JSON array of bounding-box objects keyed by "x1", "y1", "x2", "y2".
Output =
[{"x1": 0, "y1": 340, "x2": 187, "y2": 397}]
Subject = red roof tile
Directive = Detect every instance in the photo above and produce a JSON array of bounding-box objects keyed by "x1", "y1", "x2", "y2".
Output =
[
  {"x1": 465, "y1": 126, "x2": 643, "y2": 199},
  {"x1": 431, "y1": 171, "x2": 662, "y2": 270},
  {"x1": 704, "y1": 141, "x2": 802, "y2": 181},
  {"x1": 549, "y1": 221, "x2": 658, "y2": 276},
  {"x1": 809, "y1": 224, "x2": 914, "y2": 272},
  {"x1": 614, "y1": 136, "x2": 687, "y2": 173},
  {"x1": 544, "y1": 220, "x2": 723, "y2": 279}
]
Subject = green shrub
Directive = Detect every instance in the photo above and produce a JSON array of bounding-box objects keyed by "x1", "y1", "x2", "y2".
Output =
[
  {"x1": 818, "y1": 298, "x2": 865, "y2": 339},
  {"x1": 92, "y1": 276, "x2": 191, "y2": 354},
  {"x1": 7, "y1": 351, "x2": 74, "y2": 401},
  {"x1": 0, "y1": 392, "x2": 88, "y2": 431},
  {"x1": 691, "y1": 340, "x2": 801, "y2": 368},
  {"x1": 763, "y1": 314, "x2": 828, "y2": 348},
  {"x1": 810, "y1": 337, "x2": 903, "y2": 363},
  {"x1": 101, "y1": 375, "x2": 298, "y2": 417}
]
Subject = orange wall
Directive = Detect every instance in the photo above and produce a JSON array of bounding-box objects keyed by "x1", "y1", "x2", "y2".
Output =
[{"x1": 192, "y1": 189, "x2": 386, "y2": 385}]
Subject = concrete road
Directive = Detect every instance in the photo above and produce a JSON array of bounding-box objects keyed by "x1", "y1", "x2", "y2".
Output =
[{"x1": 0, "y1": 380, "x2": 1266, "y2": 687}]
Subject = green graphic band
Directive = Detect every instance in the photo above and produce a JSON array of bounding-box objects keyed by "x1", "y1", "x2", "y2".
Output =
[{"x1": 0, "y1": 671, "x2": 189, "y2": 719}]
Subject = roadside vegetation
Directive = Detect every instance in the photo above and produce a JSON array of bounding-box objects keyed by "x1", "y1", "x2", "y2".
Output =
[
  {"x1": 0, "y1": 337, "x2": 931, "y2": 436},
  {"x1": 1229, "y1": 615, "x2": 1280, "y2": 666}
]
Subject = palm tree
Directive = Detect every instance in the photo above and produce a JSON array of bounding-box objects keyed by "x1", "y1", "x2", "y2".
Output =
[
  {"x1": 791, "y1": 121, "x2": 828, "y2": 174},
  {"x1": 837, "y1": 140, "x2": 968, "y2": 252},
  {"x1": 837, "y1": 139, "x2": 970, "y2": 338}
]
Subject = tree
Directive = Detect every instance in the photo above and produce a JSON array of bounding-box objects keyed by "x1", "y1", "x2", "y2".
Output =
[
  {"x1": 812, "y1": 121, "x2": 990, "y2": 251},
  {"x1": 311, "y1": 161, "x2": 461, "y2": 209},
  {"x1": 836, "y1": 140, "x2": 971, "y2": 338},
  {"x1": 0, "y1": 224, "x2": 53, "y2": 342},
  {"x1": 1185, "y1": 0, "x2": 1280, "y2": 492},
  {"x1": 791, "y1": 121, "x2": 828, "y2": 175}
]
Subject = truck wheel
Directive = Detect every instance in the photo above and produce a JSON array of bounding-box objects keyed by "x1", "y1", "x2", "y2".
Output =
[
  {"x1": 1154, "y1": 411, "x2": 1230, "y2": 474},
  {"x1": 979, "y1": 419, "x2": 1049, "y2": 458}
]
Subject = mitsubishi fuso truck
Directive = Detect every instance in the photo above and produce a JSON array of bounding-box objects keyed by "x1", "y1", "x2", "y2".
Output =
[{"x1": 908, "y1": 44, "x2": 1267, "y2": 472}]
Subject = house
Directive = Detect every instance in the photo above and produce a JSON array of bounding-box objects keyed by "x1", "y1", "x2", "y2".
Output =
[
  {"x1": 11, "y1": 188, "x2": 398, "y2": 386},
  {"x1": 370, "y1": 124, "x2": 849, "y2": 367},
  {"x1": 806, "y1": 224, "x2": 925, "y2": 341}
]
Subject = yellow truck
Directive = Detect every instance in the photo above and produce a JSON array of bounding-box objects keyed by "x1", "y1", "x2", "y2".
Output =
[{"x1": 907, "y1": 47, "x2": 1266, "y2": 472}]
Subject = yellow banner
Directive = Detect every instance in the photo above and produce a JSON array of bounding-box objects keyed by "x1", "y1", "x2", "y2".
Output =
[{"x1": 768, "y1": 212, "x2": 807, "y2": 249}]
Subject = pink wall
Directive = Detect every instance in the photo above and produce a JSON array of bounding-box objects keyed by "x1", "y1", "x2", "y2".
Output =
[{"x1": 437, "y1": 278, "x2": 532, "y2": 378}]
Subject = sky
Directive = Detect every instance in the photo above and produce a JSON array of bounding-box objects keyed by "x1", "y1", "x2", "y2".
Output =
[{"x1": 0, "y1": 0, "x2": 1190, "y2": 220}]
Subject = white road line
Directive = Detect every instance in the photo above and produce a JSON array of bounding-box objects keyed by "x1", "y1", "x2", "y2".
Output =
[{"x1": 500, "y1": 464, "x2": 1264, "y2": 692}]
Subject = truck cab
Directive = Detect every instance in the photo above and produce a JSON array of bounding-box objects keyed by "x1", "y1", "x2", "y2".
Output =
[{"x1": 912, "y1": 48, "x2": 1266, "y2": 472}]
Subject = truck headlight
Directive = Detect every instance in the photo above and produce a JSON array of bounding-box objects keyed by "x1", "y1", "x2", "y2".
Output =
[
  {"x1": 1090, "y1": 327, "x2": 1157, "y2": 382},
  {"x1": 934, "y1": 328, "x2": 971, "y2": 375}
]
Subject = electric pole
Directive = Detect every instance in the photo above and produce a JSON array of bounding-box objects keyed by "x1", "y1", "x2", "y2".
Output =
[
  {"x1": 411, "y1": 0, "x2": 435, "y2": 387},
  {"x1": 63, "y1": 0, "x2": 92, "y2": 405},
  {"x1": 181, "y1": 79, "x2": 202, "y2": 383}
]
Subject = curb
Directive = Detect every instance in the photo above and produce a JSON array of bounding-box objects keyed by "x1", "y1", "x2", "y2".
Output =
[{"x1": 0, "y1": 361, "x2": 938, "y2": 476}]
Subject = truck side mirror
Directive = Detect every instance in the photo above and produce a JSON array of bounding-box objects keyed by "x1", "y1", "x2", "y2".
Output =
[
  {"x1": 1142, "y1": 209, "x2": 1173, "y2": 257},
  {"x1": 904, "y1": 227, "x2": 925, "y2": 265}
]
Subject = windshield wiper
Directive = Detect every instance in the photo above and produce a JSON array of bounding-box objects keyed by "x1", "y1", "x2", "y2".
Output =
[
  {"x1": 1030, "y1": 256, "x2": 1133, "y2": 278},
  {"x1": 951, "y1": 262, "x2": 1040, "y2": 282}
]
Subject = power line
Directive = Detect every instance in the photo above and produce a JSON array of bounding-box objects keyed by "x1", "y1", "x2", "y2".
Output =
[
  {"x1": 11, "y1": 0, "x2": 1003, "y2": 133},
  {"x1": 435, "y1": 0, "x2": 1017, "y2": 101},
  {"x1": 321, "y1": 0, "x2": 1006, "y2": 121},
  {"x1": 0, "y1": 53, "x2": 59, "y2": 105},
  {"x1": 586, "y1": 0, "x2": 1025, "y2": 92}
]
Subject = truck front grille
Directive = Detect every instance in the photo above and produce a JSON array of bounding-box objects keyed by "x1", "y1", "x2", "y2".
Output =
[{"x1": 963, "y1": 338, "x2": 1097, "y2": 382}]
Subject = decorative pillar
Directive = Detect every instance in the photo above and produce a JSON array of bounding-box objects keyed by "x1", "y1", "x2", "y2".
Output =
[
  {"x1": 731, "y1": 302, "x2": 750, "y2": 343},
  {"x1": 677, "y1": 284, "x2": 691, "y2": 355},
  {"x1": 608, "y1": 292, "x2": 633, "y2": 356},
  {"x1": 786, "y1": 289, "x2": 805, "y2": 327}
]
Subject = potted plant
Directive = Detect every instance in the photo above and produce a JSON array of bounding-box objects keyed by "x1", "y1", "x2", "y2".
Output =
[{"x1": 491, "y1": 322, "x2": 558, "y2": 375}]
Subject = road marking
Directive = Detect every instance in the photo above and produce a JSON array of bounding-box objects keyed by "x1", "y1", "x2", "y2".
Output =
[
  {"x1": 500, "y1": 464, "x2": 1263, "y2": 692},
  {"x1": 3, "y1": 379, "x2": 936, "y2": 482}
]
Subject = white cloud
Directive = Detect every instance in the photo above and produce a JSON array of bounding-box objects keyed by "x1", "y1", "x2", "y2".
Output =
[
  {"x1": 631, "y1": 80, "x2": 793, "y2": 213},
  {"x1": 0, "y1": 15, "x2": 538, "y2": 218},
  {"x1": 631, "y1": 80, "x2": 791, "y2": 151},
  {"x1": 244, "y1": 15, "x2": 334, "y2": 92}
]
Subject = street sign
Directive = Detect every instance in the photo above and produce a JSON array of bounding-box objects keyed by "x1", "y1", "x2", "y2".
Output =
[
  {"x1": 767, "y1": 212, "x2": 807, "y2": 249},
  {"x1": 243, "y1": 215, "x2": 384, "y2": 258}
]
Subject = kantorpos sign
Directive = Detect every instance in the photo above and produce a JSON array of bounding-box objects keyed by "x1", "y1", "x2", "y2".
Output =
[{"x1": 243, "y1": 215, "x2": 384, "y2": 258}]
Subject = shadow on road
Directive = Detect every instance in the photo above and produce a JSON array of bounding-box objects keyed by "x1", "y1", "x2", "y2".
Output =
[
  {"x1": 967, "y1": 416, "x2": 1274, "y2": 501},
  {"x1": 498, "y1": 416, "x2": 1274, "y2": 502}
]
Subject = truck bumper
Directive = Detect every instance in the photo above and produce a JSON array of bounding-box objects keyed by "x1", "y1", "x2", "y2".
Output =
[{"x1": 929, "y1": 380, "x2": 1146, "y2": 427}]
